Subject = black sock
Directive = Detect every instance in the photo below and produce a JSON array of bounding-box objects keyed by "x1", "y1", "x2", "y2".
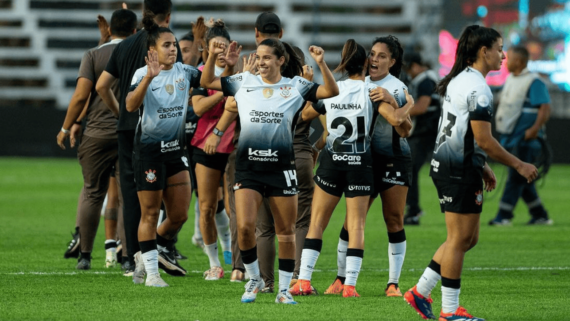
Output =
[
  {"x1": 303, "y1": 238, "x2": 323, "y2": 252},
  {"x1": 387, "y1": 229, "x2": 406, "y2": 243},
  {"x1": 339, "y1": 226, "x2": 349, "y2": 242},
  {"x1": 80, "y1": 252, "x2": 91, "y2": 261},
  {"x1": 336, "y1": 276, "x2": 346, "y2": 284},
  {"x1": 156, "y1": 233, "x2": 171, "y2": 248},
  {"x1": 278, "y1": 259, "x2": 295, "y2": 273},
  {"x1": 428, "y1": 259, "x2": 441, "y2": 274},
  {"x1": 216, "y1": 200, "x2": 225, "y2": 214},
  {"x1": 104, "y1": 241, "x2": 117, "y2": 250},
  {"x1": 441, "y1": 277, "x2": 461, "y2": 289},
  {"x1": 240, "y1": 246, "x2": 258, "y2": 265},
  {"x1": 139, "y1": 240, "x2": 157, "y2": 254}
]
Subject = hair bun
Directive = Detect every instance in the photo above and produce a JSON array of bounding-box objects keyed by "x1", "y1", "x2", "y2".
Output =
[{"x1": 142, "y1": 10, "x2": 159, "y2": 33}]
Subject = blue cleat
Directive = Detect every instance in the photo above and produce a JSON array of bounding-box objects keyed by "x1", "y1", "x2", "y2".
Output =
[
  {"x1": 223, "y1": 250, "x2": 232, "y2": 265},
  {"x1": 439, "y1": 306, "x2": 485, "y2": 321},
  {"x1": 404, "y1": 285, "x2": 436, "y2": 319}
]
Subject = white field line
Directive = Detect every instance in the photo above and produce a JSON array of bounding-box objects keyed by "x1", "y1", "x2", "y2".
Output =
[{"x1": 4, "y1": 266, "x2": 569, "y2": 276}]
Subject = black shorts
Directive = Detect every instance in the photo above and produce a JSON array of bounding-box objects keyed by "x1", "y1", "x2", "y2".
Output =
[
  {"x1": 314, "y1": 167, "x2": 373, "y2": 198},
  {"x1": 234, "y1": 169, "x2": 298, "y2": 197},
  {"x1": 134, "y1": 156, "x2": 189, "y2": 191},
  {"x1": 433, "y1": 178, "x2": 484, "y2": 214},
  {"x1": 192, "y1": 146, "x2": 230, "y2": 172},
  {"x1": 372, "y1": 155, "x2": 412, "y2": 197}
]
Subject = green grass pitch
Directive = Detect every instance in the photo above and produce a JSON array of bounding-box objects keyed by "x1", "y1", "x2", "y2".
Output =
[{"x1": 0, "y1": 158, "x2": 568, "y2": 320}]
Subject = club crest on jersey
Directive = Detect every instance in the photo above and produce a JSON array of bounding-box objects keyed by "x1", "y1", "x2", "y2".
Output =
[
  {"x1": 475, "y1": 190, "x2": 483, "y2": 205},
  {"x1": 176, "y1": 78, "x2": 186, "y2": 91},
  {"x1": 145, "y1": 169, "x2": 157, "y2": 183},
  {"x1": 165, "y1": 84, "x2": 174, "y2": 95},
  {"x1": 263, "y1": 88, "x2": 274, "y2": 99},
  {"x1": 280, "y1": 86, "x2": 292, "y2": 98}
]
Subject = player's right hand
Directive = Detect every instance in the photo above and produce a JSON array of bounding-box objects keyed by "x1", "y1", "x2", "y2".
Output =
[{"x1": 517, "y1": 162, "x2": 538, "y2": 183}]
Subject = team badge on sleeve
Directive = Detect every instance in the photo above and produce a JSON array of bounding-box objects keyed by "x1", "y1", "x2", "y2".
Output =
[
  {"x1": 280, "y1": 86, "x2": 292, "y2": 98},
  {"x1": 145, "y1": 169, "x2": 157, "y2": 183}
]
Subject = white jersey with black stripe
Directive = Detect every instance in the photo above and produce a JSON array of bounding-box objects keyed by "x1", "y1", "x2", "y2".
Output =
[
  {"x1": 314, "y1": 79, "x2": 378, "y2": 170},
  {"x1": 430, "y1": 67, "x2": 494, "y2": 184},
  {"x1": 366, "y1": 74, "x2": 411, "y2": 159},
  {"x1": 221, "y1": 72, "x2": 319, "y2": 171}
]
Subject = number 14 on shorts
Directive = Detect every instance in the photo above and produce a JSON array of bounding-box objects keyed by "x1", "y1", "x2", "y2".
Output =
[{"x1": 283, "y1": 170, "x2": 298, "y2": 187}]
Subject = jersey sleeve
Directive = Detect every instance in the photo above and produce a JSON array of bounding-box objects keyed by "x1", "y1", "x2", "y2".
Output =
[
  {"x1": 467, "y1": 84, "x2": 494, "y2": 122},
  {"x1": 312, "y1": 100, "x2": 326, "y2": 115},
  {"x1": 77, "y1": 50, "x2": 95, "y2": 82},
  {"x1": 528, "y1": 78, "x2": 550, "y2": 106},
  {"x1": 417, "y1": 78, "x2": 436, "y2": 98},
  {"x1": 293, "y1": 76, "x2": 319, "y2": 103},
  {"x1": 191, "y1": 86, "x2": 208, "y2": 97},
  {"x1": 184, "y1": 65, "x2": 202, "y2": 89},
  {"x1": 129, "y1": 67, "x2": 147, "y2": 92},
  {"x1": 105, "y1": 46, "x2": 120, "y2": 78},
  {"x1": 398, "y1": 84, "x2": 408, "y2": 107},
  {"x1": 221, "y1": 72, "x2": 248, "y2": 97}
]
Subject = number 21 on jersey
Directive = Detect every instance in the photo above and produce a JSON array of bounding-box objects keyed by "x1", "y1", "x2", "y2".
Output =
[
  {"x1": 434, "y1": 111, "x2": 456, "y2": 152},
  {"x1": 331, "y1": 116, "x2": 366, "y2": 153}
]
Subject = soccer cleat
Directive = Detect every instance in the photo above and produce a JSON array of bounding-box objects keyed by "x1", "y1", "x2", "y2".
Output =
[
  {"x1": 158, "y1": 247, "x2": 187, "y2": 276},
  {"x1": 488, "y1": 216, "x2": 512, "y2": 226},
  {"x1": 261, "y1": 284, "x2": 274, "y2": 293},
  {"x1": 64, "y1": 229, "x2": 80, "y2": 259},
  {"x1": 289, "y1": 279, "x2": 314, "y2": 296},
  {"x1": 404, "y1": 285, "x2": 436, "y2": 320},
  {"x1": 132, "y1": 251, "x2": 146, "y2": 284},
  {"x1": 385, "y1": 283, "x2": 403, "y2": 297},
  {"x1": 275, "y1": 290, "x2": 298, "y2": 304},
  {"x1": 145, "y1": 273, "x2": 169, "y2": 287},
  {"x1": 241, "y1": 278, "x2": 265, "y2": 303},
  {"x1": 230, "y1": 269, "x2": 245, "y2": 282},
  {"x1": 105, "y1": 250, "x2": 117, "y2": 268},
  {"x1": 76, "y1": 258, "x2": 91, "y2": 270},
  {"x1": 192, "y1": 235, "x2": 205, "y2": 249},
  {"x1": 439, "y1": 306, "x2": 485, "y2": 321},
  {"x1": 203, "y1": 266, "x2": 224, "y2": 280},
  {"x1": 404, "y1": 211, "x2": 424, "y2": 225},
  {"x1": 527, "y1": 217, "x2": 553, "y2": 225},
  {"x1": 173, "y1": 246, "x2": 188, "y2": 260},
  {"x1": 342, "y1": 285, "x2": 360, "y2": 297},
  {"x1": 324, "y1": 278, "x2": 344, "y2": 295},
  {"x1": 223, "y1": 250, "x2": 232, "y2": 265}
]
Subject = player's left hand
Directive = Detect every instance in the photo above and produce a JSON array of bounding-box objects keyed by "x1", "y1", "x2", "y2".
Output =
[
  {"x1": 302, "y1": 65, "x2": 314, "y2": 81},
  {"x1": 524, "y1": 128, "x2": 539, "y2": 141},
  {"x1": 483, "y1": 162, "x2": 497, "y2": 192},
  {"x1": 56, "y1": 130, "x2": 70, "y2": 150},
  {"x1": 223, "y1": 41, "x2": 242, "y2": 68},
  {"x1": 309, "y1": 46, "x2": 325, "y2": 64}
]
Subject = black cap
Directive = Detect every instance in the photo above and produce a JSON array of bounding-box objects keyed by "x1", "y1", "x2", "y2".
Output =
[
  {"x1": 255, "y1": 12, "x2": 282, "y2": 34},
  {"x1": 403, "y1": 52, "x2": 422, "y2": 68}
]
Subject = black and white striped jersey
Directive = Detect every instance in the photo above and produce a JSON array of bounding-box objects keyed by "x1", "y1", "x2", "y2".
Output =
[
  {"x1": 430, "y1": 67, "x2": 494, "y2": 184},
  {"x1": 130, "y1": 62, "x2": 201, "y2": 161},
  {"x1": 221, "y1": 72, "x2": 318, "y2": 171},
  {"x1": 366, "y1": 74, "x2": 411, "y2": 160},
  {"x1": 313, "y1": 79, "x2": 378, "y2": 170}
]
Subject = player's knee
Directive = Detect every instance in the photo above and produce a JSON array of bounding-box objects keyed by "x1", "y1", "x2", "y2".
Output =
[{"x1": 468, "y1": 235, "x2": 479, "y2": 251}]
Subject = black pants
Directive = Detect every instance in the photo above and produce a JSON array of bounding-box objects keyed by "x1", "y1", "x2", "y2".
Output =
[
  {"x1": 117, "y1": 130, "x2": 141, "y2": 264},
  {"x1": 406, "y1": 135, "x2": 436, "y2": 215}
]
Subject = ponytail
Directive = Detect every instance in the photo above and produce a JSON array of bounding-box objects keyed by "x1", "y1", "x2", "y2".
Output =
[
  {"x1": 372, "y1": 35, "x2": 403, "y2": 77},
  {"x1": 142, "y1": 10, "x2": 173, "y2": 49},
  {"x1": 334, "y1": 39, "x2": 367, "y2": 76},
  {"x1": 437, "y1": 25, "x2": 501, "y2": 96}
]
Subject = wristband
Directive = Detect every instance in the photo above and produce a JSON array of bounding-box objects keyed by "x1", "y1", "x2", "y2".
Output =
[
  {"x1": 213, "y1": 128, "x2": 224, "y2": 137},
  {"x1": 74, "y1": 120, "x2": 82, "y2": 125},
  {"x1": 312, "y1": 143, "x2": 323, "y2": 152},
  {"x1": 61, "y1": 127, "x2": 70, "y2": 134}
]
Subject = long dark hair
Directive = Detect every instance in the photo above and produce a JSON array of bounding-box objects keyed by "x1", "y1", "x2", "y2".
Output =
[
  {"x1": 258, "y1": 38, "x2": 303, "y2": 78},
  {"x1": 142, "y1": 11, "x2": 173, "y2": 49},
  {"x1": 372, "y1": 35, "x2": 403, "y2": 77},
  {"x1": 437, "y1": 25, "x2": 501, "y2": 96},
  {"x1": 205, "y1": 19, "x2": 231, "y2": 46},
  {"x1": 334, "y1": 39, "x2": 367, "y2": 76}
]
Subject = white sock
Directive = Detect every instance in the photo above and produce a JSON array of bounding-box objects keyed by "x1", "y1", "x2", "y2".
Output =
[
  {"x1": 215, "y1": 209, "x2": 231, "y2": 252},
  {"x1": 244, "y1": 259, "x2": 261, "y2": 281},
  {"x1": 279, "y1": 270, "x2": 293, "y2": 293},
  {"x1": 441, "y1": 286, "x2": 461, "y2": 313},
  {"x1": 298, "y1": 249, "x2": 320, "y2": 281},
  {"x1": 388, "y1": 241, "x2": 406, "y2": 285},
  {"x1": 337, "y1": 239, "x2": 348, "y2": 278},
  {"x1": 345, "y1": 256, "x2": 363, "y2": 286},
  {"x1": 204, "y1": 242, "x2": 221, "y2": 267},
  {"x1": 416, "y1": 267, "x2": 441, "y2": 298},
  {"x1": 193, "y1": 200, "x2": 202, "y2": 240},
  {"x1": 105, "y1": 239, "x2": 117, "y2": 251},
  {"x1": 141, "y1": 250, "x2": 159, "y2": 276}
]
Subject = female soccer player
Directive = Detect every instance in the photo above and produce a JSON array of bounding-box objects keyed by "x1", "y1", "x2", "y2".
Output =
[
  {"x1": 290, "y1": 39, "x2": 414, "y2": 298},
  {"x1": 125, "y1": 14, "x2": 201, "y2": 287},
  {"x1": 326, "y1": 35, "x2": 414, "y2": 298},
  {"x1": 404, "y1": 25, "x2": 537, "y2": 320},
  {"x1": 200, "y1": 38, "x2": 339, "y2": 304},
  {"x1": 191, "y1": 20, "x2": 235, "y2": 281}
]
